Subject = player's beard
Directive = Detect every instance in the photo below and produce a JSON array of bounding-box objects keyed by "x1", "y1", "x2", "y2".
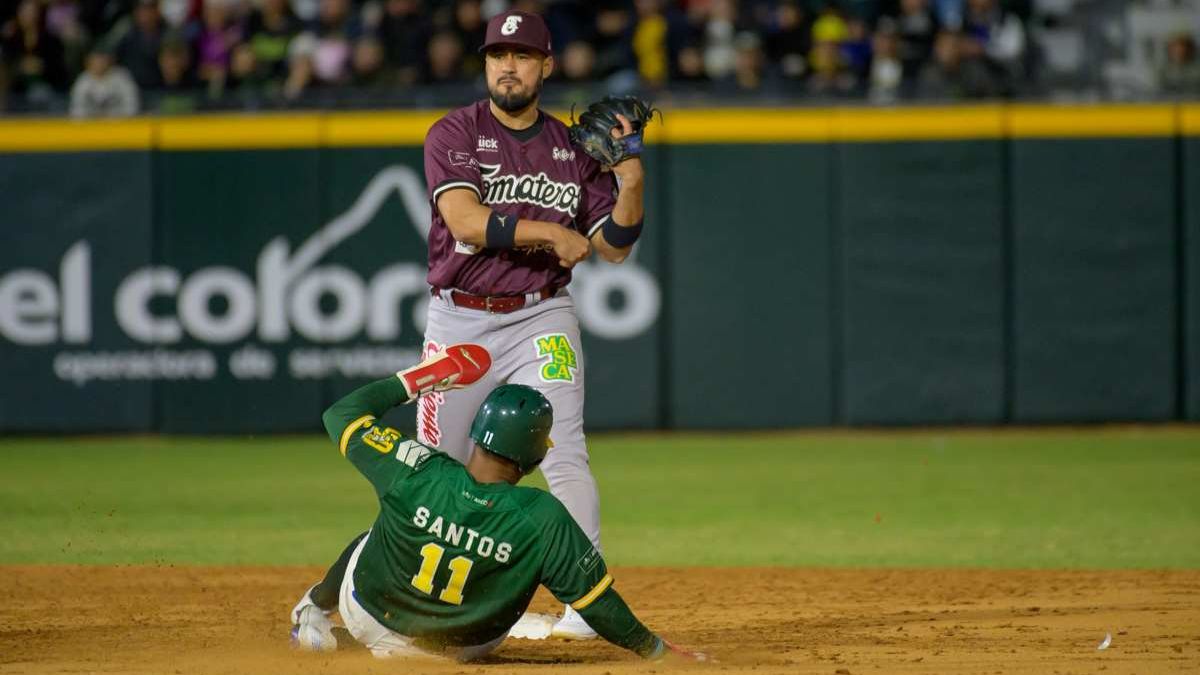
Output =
[{"x1": 489, "y1": 73, "x2": 543, "y2": 114}]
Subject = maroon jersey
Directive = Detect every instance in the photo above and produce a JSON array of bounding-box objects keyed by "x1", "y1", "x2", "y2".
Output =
[{"x1": 424, "y1": 100, "x2": 618, "y2": 296}]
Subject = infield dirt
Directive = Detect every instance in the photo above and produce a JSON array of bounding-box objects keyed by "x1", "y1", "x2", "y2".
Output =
[{"x1": 1, "y1": 566, "x2": 1196, "y2": 675}]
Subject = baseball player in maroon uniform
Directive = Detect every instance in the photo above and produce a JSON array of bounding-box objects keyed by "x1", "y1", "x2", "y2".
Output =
[{"x1": 418, "y1": 9, "x2": 647, "y2": 639}]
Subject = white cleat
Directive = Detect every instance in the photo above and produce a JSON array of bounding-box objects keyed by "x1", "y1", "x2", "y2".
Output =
[
  {"x1": 508, "y1": 612, "x2": 556, "y2": 640},
  {"x1": 291, "y1": 605, "x2": 338, "y2": 653},
  {"x1": 551, "y1": 605, "x2": 598, "y2": 641}
]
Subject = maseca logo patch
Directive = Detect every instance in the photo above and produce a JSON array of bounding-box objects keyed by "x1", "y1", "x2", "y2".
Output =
[{"x1": 534, "y1": 333, "x2": 578, "y2": 383}]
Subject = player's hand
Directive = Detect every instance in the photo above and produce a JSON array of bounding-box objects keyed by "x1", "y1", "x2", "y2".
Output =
[
  {"x1": 552, "y1": 228, "x2": 591, "y2": 269},
  {"x1": 608, "y1": 113, "x2": 645, "y2": 181},
  {"x1": 610, "y1": 113, "x2": 634, "y2": 140},
  {"x1": 656, "y1": 638, "x2": 708, "y2": 663},
  {"x1": 665, "y1": 639, "x2": 707, "y2": 662}
]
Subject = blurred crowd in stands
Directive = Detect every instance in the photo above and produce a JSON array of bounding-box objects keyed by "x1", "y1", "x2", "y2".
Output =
[{"x1": 1, "y1": 0, "x2": 1197, "y2": 116}]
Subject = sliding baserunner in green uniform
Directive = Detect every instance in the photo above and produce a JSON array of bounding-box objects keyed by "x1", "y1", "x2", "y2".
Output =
[{"x1": 289, "y1": 343, "x2": 702, "y2": 663}]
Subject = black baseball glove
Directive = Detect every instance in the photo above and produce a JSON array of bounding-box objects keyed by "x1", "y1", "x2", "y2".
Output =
[{"x1": 567, "y1": 96, "x2": 659, "y2": 168}]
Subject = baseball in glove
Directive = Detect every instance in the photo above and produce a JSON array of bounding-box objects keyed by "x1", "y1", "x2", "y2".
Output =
[{"x1": 567, "y1": 96, "x2": 660, "y2": 168}]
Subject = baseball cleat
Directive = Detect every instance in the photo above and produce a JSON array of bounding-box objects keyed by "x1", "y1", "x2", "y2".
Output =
[
  {"x1": 289, "y1": 585, "x2": 321, "y2": 625},
  {"x1": 398, "y1": 343, "x2": 492, "y2": 401},
  {"x1": 550, "y1": 605, "x2": 598, "y2": 641},
  {"x1": 290, "y1": 605, "x2": 338, "y2": 653},
  {"x1": 507, "y1": 612, "x2": 556, "y2": 640}
]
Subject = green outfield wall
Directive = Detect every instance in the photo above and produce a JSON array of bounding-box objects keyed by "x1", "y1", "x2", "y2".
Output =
[
  {"x1": 1, "y1": 104, "x2": 1197, "y2": 432},
  {"x1": 1011, "y1": 138, "x2": 1178, "y2": 423},
  {"x1": 666, "y1": 143, "x2": 833, "y2": 428},
  {"x1": 1186, "y1": 129, "x2": 1200, "y2": 422},
  {"x1": 837, "y1": 140, "x2": 1005, "y2": 425}
]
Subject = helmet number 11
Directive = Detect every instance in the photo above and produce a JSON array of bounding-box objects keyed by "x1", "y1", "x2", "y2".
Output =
[{"x1": 411, "y1": 542, "x2": 474, "y2": 605}]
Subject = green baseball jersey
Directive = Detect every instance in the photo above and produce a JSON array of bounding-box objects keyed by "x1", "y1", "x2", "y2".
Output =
[{"x1": 321, "y1": 376, "x2": 660, "y2": 656}]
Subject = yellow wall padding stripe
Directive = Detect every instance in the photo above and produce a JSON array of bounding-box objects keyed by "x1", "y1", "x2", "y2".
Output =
[
  {"x1": 325, "y1": 111, "x2": 445, "y2": 146},
  {"x1": 158, "y1": 114, "x2": 322, "y2": 149},
  {"x1": 0, "y1": 104, "x2": 1189, "y2": 152},
  {"x1": 0, "y1": 118, "x2": 153, "y2": 151},
  {"x1": 659, "y1": 108, "x2": 831, "y2": 143},
  {"x1": 570, "y1": 573, "x2": 614, "y2": 611},
  {"x1": 1181, "y1": 104, "x2": 1200, "y2": 136},
  {"x1": 339, "y1": 414, "x2": 376, "y2": 456},
  {"x1": 833, "y1": 105, "x2": 1005, "y2": 141},
  {"x1": 1006, "y1": 104, "x2": 1176, "y2": 138}
]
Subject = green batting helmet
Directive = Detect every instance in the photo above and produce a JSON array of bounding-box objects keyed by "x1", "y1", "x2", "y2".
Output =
[{"x1": 469, "y1": 384, "x2": 554, "y2": 472}]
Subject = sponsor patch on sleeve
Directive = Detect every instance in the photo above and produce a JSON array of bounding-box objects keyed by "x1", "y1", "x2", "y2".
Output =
[
  {"x1": 362, "y1": 425, "x2": 401, "y2": 454},
  {"x1": 577, "y1": 547, "x2": 601, "y2": 575},
  {"x1": 454, "y1": 240, "x2": 482, "y2": 255},
  {"x1": 394, "y1": 439, "x2": 432, "y2": 467},
  {"x1": 448, "y1": 150, "x2": 478, "y2": 168}
]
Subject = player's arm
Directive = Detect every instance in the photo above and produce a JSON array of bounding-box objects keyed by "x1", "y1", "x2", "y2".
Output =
[
  {"x1": 580, "y1": 116, "x2": 645, "y2": 265},
  {"x1": 321, "y1": 376, "x2": 410, "y2": 448},
  {"x1": 320, "y1": 375, "x2": 415, "y2": 494},
  {"x1": 321, "y1": 344, "x2": 490, "y2": 446},
  {"x1": 424, "y1": 116, "x2": 588, "y2": 268},
  {"x1": 322, "y1": 345, "x2": 490, "y2": 494},
  {"x1": 589, "y1": 158, "x2": 643, "y2": 265},
  {"x1": 537, "y1": 499, "x2": 682, "y2": 659},
  {"x1": 573, "y1": 581, "x2": 664, "y2": 657},
  {"x1": 436, "y1": 189, "x2": 589, "y2": 268},
  {"x1": 322, "y1": 376, "x2": 443, "y2": 497}
]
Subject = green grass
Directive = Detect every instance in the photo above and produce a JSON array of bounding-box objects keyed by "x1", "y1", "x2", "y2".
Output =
[{"x1": 1, "y1": 428, "x2": 1197, "y2": 568}]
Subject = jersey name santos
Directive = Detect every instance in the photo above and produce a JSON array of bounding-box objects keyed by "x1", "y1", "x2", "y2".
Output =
[
  {"x1": 480, "y1": 163, "x2": 581, "y2": 217},
  {"x1": 412, "y1": 505, "x2": 513, "y2": 563}
]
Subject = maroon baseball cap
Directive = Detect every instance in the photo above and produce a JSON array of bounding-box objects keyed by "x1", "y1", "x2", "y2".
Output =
[{"x1": 479, "y1": 10, "x2": 552, "y2": 56}]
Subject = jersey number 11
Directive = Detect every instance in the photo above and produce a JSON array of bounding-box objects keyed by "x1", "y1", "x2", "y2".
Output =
[{"x1": 411, "y1": 542, "x2": 474, "y2": 605}]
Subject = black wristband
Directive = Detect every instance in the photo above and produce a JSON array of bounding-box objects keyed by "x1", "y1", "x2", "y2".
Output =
[
  {"x1": 602, "y1": 216, "x2": 644, "y2": 248},
  {"x1": 485, "y1": 210, "x2": 517, "y2": 249}
]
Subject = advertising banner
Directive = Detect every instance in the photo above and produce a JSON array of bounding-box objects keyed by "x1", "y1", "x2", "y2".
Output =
[
  {"x1": 0, "y1": 106, "x2": 1191, "y2": 431},
  {"x1": 0, "y1": 148, "x2": 665, "y2": 432},
  {"x1": 0, "y1": 152, "x2": 155, "y2": 431}
]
